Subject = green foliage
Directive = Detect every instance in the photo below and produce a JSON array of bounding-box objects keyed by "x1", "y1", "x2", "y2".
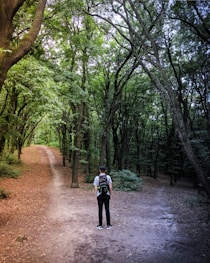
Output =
[
  {"x1": 5, "y1": 154, "x2": 20, "y2": 165},
  {"x1": 48, "y1": 141, "x2": 60, "y2": 148},
  {"x1": 1, "y1": 0, "x2": 208, "y2": 187},
  {"x1": 0, "y1": 55, "x2": 57, "y2": 156},
  {"x1": 110, "y1": 170, "x2": 143, "y2": 191},
  {"x1": 85, "y1": 174, "x2": 95, "y2": 184},
  {"x1": 0, "y1": 163, "x2": 19, "y2": 178},
  {"x1": 0, "y1": 188, "x2": 11, "y2": 199}
]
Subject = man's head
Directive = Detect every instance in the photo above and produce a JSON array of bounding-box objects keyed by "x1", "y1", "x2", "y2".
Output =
[{"x1": 99, "y1": 165, "x2": 106, "y2": 172}]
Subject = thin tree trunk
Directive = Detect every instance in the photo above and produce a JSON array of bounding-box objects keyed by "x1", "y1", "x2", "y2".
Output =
[
  {"x1": 100, "y1": 132, "x2": 107, "y2": 166},
  {"x1": 71, "y1": 102, "x2": 84, "y2": 188},
  {"x1": 62, "y1": 124, "x2": 66, "y2": 167},
  {"x1": 106, "y1": 128, "x2": 111, "y2": 173},
  {"x1": 71, "y1": 150, "x2": 80, "y2": 188}
]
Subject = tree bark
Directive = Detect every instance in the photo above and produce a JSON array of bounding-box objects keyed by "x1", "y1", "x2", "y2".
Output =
[{"x1": 71, "y1": 103, "x2": 83, "y2": 188}]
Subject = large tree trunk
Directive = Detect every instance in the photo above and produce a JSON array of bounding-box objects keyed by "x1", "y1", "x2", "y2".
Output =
[{"x1": 0, "y1": 0, "x2": 47, "y2": 90}]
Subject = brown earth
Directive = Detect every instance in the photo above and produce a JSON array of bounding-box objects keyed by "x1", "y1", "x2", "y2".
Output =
[{"x1": 0, "y1": 145, "x2": 210, "y2": 263}]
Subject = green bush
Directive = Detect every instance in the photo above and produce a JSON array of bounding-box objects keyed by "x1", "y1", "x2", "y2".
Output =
[
  {"x1": 48, "y1": 142, "x2": 59, "y2": 147},
  {"x1": 0, "y1": 188, "x2": 11, "y2": 199},
  {"x1": 85, "y1": 174, "x2": 95, "y2": 184},
  {"x1": 5, "y1": 154, "x2": 20, "y2": 165},
  {"x1": 0, "y1": 162, "x2": 19, "y2": 178},
  {"x1": 110, "y1": 169, "x2": 143, "y2": 191}
]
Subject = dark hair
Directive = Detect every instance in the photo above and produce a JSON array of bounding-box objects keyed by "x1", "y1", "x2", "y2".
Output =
[{"x1": 99, "y1": 165, "x2": 106, "y2": 171}]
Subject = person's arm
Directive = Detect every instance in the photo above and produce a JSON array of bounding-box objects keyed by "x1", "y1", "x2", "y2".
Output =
[
  {"x1": 109, "y1": 182, "x2": 112, "y2": 198},
  {"x1": 93, "y1": 176, "x2": 99, "y2": 197},
  {"x1": 94, "y1": 185, "x2": 98, "y2": 196}
]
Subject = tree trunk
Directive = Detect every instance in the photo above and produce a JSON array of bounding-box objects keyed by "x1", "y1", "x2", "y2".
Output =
[
  {"x1": 135, "y1": 128, "x2": 141, "y2": 176},
  {"x1": 83, "y1": 104, "x2": 91, "y2": 174},
  {"x1": 71, "y1": 150, "x2": 80, "y2": 188},
  {"x1": 99, "y1": 132, "x2": 107, "y2": 166},
  {"x1": 61, "y1": 123, "x2": 67, "y2": 167},
  {"x1": 177, "y1": 127, "x2": 210, "y2": 196},
  {"x1": 71, "y1": 102, "x2": 84, "y2": 188},
  {"x1": 106, "y1": 128, "x2": 111, "y2": 173},
  {"x1": 208, "y1": 99, "x2": 210, "y2": 136}
]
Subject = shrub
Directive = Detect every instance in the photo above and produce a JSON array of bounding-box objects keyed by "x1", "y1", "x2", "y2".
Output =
[
  {"x1": 5, "y1": 154, "x2": 20, "y2": 165},
  {"x1": 85, "y1": 174, "x2": 95, "y2": 184},
  {"x1": 110, "y1": 169, "x2": 143, "y2": 191},
  {"x1": 48, "y1": 142, "x2": 59, "y2": 147},
  {"x1": 0, "y1": 162, "x2": 19, "y2": 178}
]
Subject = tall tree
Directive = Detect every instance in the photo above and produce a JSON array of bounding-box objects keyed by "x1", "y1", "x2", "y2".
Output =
[
  {"x1": 88, "y1": 40, "x2": 139, "y2": 169},
  {"x1": 89, "y1": 0, "x2": 210, "y2": 196}
]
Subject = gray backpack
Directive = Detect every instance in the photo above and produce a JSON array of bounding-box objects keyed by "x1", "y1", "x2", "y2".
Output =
[{"x1": 99, "y1": 174, "x2": 109, "y2": 194}]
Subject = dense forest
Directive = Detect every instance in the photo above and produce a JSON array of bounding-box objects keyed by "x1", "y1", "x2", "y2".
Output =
[{"x1": 0, "y1": 0, "x2": 209, "y2": 195}]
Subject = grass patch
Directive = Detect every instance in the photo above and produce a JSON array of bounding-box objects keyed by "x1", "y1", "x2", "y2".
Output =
[
  {"x1": 5, "y1": 154, "x2": 21, "y2": 165},
  {"x1": 0, "y1": 162, "x2": 20, "y2": 178}
]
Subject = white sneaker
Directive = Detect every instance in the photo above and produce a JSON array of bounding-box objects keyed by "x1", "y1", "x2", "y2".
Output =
[
  {"x1": 107, "y1": 225, "x2": 112, "y2": 229},
  {"x1": 97, "y1": 225, "x2": 103, "y2": 229}
]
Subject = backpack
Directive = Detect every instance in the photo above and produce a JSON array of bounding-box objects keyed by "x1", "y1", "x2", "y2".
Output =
[{"x1": 98, "y1": 174, "x2": 109, "y2": 194}]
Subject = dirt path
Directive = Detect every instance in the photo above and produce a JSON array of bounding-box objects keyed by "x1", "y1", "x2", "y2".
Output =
[
  {"x1": 41, "y1": 146, "x2": 210, "y2": 263},
  {"x1": 0, "y1": 146, "x2": 210, "y2": 263}
]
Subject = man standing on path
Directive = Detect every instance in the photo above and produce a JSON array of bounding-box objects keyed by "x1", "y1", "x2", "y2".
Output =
[{"x1": 93, "y1": 166, "x2": 113, "y2": 229}]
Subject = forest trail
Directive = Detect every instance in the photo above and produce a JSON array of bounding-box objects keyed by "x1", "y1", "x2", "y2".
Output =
[{"x1": 0, "y1": 145, "x2": 209, "y2": 263}]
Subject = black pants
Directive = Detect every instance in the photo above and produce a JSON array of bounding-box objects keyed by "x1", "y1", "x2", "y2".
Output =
[{"x1": 97, "y1": 194, "x2": 111, "y2": 226}]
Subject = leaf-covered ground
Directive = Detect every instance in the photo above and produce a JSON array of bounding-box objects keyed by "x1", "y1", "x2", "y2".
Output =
[{"x1": 0, "y1": 145, "x2": 210, "y2": 263}]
